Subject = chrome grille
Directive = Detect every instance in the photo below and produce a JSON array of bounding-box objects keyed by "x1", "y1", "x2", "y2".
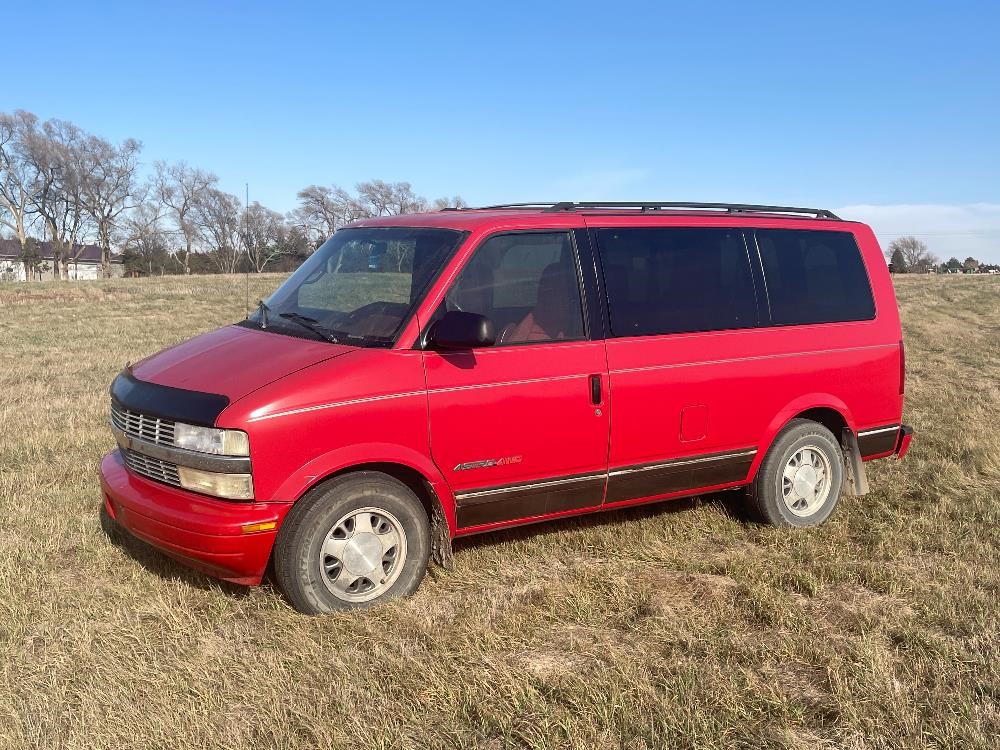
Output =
[
  {"x1": 120, "y1": 448, "x2": 181, "y2": 488},
  {"x1": 111, "y1": 402, "x2": 176, "y2": 446}
]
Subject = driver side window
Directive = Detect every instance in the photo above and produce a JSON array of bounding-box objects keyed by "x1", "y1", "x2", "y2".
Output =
[{"x1": 446, "y1": 232, "x2": 586, "y2": 345}]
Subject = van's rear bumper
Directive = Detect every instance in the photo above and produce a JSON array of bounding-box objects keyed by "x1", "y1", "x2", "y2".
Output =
[
  {"x1": 894, "y1": 424, "x2": 914, "y2": 460},
  {"x1": 99, "y1": 450, "x2": 292, "y2": 586}
]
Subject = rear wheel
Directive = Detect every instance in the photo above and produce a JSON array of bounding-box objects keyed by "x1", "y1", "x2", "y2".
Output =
[
  {"x1": 749, "y1": 419, "x2": 844, "y2": 527},
  {"x1": 273, "y1": 472, "x2": 431, "y2": 614}
]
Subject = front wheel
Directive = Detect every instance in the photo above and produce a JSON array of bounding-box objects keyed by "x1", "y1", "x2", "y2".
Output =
[
  {"x1": 273, "y1": 472, "x2": 431, "y2": 614},
  {"x1": 749, "y1": 419, "x2": 844, "y2": 527}
]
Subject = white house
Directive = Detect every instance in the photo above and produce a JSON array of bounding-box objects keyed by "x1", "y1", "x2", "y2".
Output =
[{"x1": 0, "y1": 239, "x2": 123, "y2": 281}]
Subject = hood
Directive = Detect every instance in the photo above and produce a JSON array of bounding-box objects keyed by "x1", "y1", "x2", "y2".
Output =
[{"x1": 130, "y1": 324, "x2": 354, "y2": 403}]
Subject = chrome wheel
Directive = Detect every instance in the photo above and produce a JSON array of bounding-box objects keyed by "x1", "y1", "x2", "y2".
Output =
[
  {"x1": 781, "y1": 445, "x2": 831, "y2": 517},
  {"x1": 319, "y1": 507, "x2": 407, "y2": 602}
]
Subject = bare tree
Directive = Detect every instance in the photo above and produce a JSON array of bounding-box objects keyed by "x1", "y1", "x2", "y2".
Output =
[
  {"x1": 0, "y1": 111, "x2": 41, "y2": 279},
  {"x1": 80, "y1": 135, "x2": 143, "y2": 277},
  {"x1": 339, "y1": 188, "x2": 373, "y2": 224},
  {"x1": 291, "y1": 185, "x2": 343, "y2": 243},
  {"x1": 356, "y1": 180, "x2": 427, "y2": 216},
  {"x1": 354, "y1": 179, "x2": 393, "y2": 217},
  {"x1": 291, "y1": 181, "x2": 445, "y2": 246},
  {"x1": 241, "y1": 202, "x2": 285, "y2": 273},
  {"x1": 194, "y1": 187, "x2": 243, "y2": 274},
  {"x1": 431, "y1": 195, "x2": 468, "y2": 210},
  {"x1": 885, "y1": 236, "x2": 938, "y2": 273},
  {"x1": 154, "y1": 161, "x2": 217, "y2": 275},
  {"x1": 26, "y1": 119, "x2": 89, "y2": 279},
  {"x1": 118, "y1": 203, "x2": 170, "y2": 276},
  {"x1": 290, "y1": 183, "x2": 378, "y2": 241}
]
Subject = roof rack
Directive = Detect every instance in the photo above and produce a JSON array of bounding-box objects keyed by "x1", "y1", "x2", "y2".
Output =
[{"x1": 475, "y1": 201, "x2": 841, "y2": 220}]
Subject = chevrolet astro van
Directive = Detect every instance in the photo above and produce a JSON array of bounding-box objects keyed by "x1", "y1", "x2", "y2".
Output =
[{"x1": 100, "y1": 201, "x2": 913, "y2": 613}]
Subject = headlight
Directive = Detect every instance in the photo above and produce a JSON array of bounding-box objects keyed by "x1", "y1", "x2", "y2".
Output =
[
  {"x1": 174, "y1": 423, "x2": 250, "y2": 456},
  {"x1": 177, "y1": 466, "x2": 254, "y2": 500}
]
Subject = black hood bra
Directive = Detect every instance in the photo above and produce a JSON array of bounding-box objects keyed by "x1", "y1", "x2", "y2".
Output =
[{"x1": 110, "y1": 370, "x2": 230, "y2": 427}]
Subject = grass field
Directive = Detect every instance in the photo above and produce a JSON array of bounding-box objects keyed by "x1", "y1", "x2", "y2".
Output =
[{"x1": 0, "y1": 273, "x2": 997, "y2": 749}]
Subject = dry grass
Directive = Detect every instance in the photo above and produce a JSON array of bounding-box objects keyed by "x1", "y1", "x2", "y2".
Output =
[{"x1": 0, "y1": 273, "x2": 998, "y2": 749}]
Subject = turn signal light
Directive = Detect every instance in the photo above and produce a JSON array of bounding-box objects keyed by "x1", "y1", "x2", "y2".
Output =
[{"x1": 241, "y1": 521, "x2": 277, "y2": 534}]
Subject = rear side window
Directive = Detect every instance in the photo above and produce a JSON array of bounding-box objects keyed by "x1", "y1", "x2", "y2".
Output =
[
  {"x1": 594, "y1": 227, "x2": 757, "y2": 337},
  {"x1": 755, "y1": 230, "x2": 875, "y2": 325}
]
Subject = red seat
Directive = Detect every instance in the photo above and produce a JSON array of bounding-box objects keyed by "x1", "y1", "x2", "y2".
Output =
[{"x1": 500, "y1": 263, "x2": 582, "y2": 343}]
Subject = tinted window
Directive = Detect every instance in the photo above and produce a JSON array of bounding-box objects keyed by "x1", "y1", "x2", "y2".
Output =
[
  {"x1": 595, "y1": 227, "x2": 757, "y2": 337},
  {"x1": 756, "y1": 230, "x2": 875, "y2": 325},
  {"x1": 445, "y1": 232, "x2": 585, "y2": 345}
]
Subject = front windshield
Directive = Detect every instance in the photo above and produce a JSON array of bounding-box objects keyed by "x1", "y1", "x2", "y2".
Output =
[{"x1": 247, "y1": 227, "x2": 465, "y2": 347}]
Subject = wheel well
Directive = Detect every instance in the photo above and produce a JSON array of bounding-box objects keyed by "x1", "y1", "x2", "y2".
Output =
[
  {"x1": 750, "y1": 407, "x2": 853, "y2": 486},
  {"x1": 793, "y1": 407, "x2": 848, "y2": 438},
  {"x1": 317, "y1": 462, "x2": 455, "y2": 568},
  {"x1": 783, "y1": 406, "x2": 867, "y2": 496},
  {"x1": 325, "y1": 462, "x2": 438, "y2": 520}
]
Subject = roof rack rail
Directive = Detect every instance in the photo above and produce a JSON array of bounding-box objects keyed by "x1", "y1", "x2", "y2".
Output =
[
  {"x1": 476, "y1": 201, "x2": 841, "y2": 220},
  {"x1": 476, "y1": 202, "x2": 563, "y2": 210}
]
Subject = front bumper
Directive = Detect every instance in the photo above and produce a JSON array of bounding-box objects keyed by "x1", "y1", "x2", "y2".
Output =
[{"x1": 99, "y1": 450, "x2": 292, "y2": 585}]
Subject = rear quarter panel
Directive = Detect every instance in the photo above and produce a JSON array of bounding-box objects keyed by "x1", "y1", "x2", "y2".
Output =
[
  {"x1": 749, "y1": 222, "x2": 904, "y2": 466},
  {"x1": 606, "y1": 321, "x2": 900, "y2": 474}
]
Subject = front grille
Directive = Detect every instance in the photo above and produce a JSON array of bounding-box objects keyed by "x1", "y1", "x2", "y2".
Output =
[
  {"x1": 111, "y1": 402, "x2": 176, "y2": 446},
  {"x1": 120, "y1": 448, "x2": 182, "y2": 488}
]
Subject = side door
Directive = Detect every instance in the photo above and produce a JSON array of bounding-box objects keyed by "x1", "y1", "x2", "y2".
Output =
[
  {"x1": 589, "y1": 222, "x2": 765, "y2": 504},
  {"x1": 422, "y1": 230, "x2": 610, "y2": 531}
]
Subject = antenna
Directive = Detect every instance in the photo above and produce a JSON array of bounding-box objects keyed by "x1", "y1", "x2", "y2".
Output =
[{"x1": 244, "y1": 182, "x2": 249, "y2": 319}]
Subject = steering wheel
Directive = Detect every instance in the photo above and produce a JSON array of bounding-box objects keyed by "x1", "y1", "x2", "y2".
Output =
[{"x1": 338, "y1": 301, "x2": 400, "y2": 329}]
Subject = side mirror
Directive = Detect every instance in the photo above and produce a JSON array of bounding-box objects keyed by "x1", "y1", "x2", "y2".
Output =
[{"x1": 430, "y1": 310, "x2": 495, "y2": 350}]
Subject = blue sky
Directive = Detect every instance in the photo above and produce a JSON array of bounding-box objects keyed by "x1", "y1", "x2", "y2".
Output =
[{"x1": 4, "y1": 0, "x2": 999, "y2": 261}]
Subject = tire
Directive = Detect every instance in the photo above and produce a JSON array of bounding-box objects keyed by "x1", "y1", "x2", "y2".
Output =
[
  {"x1": 749, "y1": 419, "x2": 844, "y2": 527},
  {"x1": 273, "y1": 471, "x2": 431, "y2": 614}
]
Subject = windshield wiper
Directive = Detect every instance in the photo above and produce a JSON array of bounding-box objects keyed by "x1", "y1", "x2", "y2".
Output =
[
  {"x1": 278, "y1": 312, "x2": 342, "y2": 344},
  {"x1": 256, "y1": 300, "x2": 271, "y2": 329}
]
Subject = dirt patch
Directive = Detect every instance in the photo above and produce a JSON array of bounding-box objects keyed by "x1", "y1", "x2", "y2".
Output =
[
  {"x1": 512, "y1": 649, "x2": 596, "y2": 682},
  {"x1": 806, "y1": 584, "x2": 915, "y2": 630},
  {"x1": 644, "y1": 569, "x2": 739, "y2": 616},
  {"x1": 549, "y1": 623, "x2": 614, "y2": 649},
  {"x1": 772, "y1": 661, "x2": 830, "y2": 704}
]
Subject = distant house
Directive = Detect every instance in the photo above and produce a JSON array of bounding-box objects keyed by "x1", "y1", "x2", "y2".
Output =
[{"x1": 0, "y1": 239, "x2": 124, "y2": 281}]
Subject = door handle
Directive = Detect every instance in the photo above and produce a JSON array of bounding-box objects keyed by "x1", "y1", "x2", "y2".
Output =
[{"x1": 589, "y1": 374, "x2": 602, "y2": 405}]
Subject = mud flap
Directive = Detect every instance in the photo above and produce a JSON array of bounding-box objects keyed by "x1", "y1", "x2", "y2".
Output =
[
  {"x1": 841, "y1": 428, "x2": 870, "y2": 496},
  {"x1": 429, "y1": 494, "x2": 455, "y2": 570}
]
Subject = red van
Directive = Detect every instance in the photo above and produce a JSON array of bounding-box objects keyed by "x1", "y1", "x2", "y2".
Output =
[{"x1": 100, "y1": 202, "x2": 913, "y2": 613}]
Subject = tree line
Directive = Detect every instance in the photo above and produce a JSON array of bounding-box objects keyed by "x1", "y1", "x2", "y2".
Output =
[
  {"x1": 885, "y1": 236, "x2": 997, "y2": 274},
  {"x1": 0, "y1": 109, "x2": 465, "y2": 280}
]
